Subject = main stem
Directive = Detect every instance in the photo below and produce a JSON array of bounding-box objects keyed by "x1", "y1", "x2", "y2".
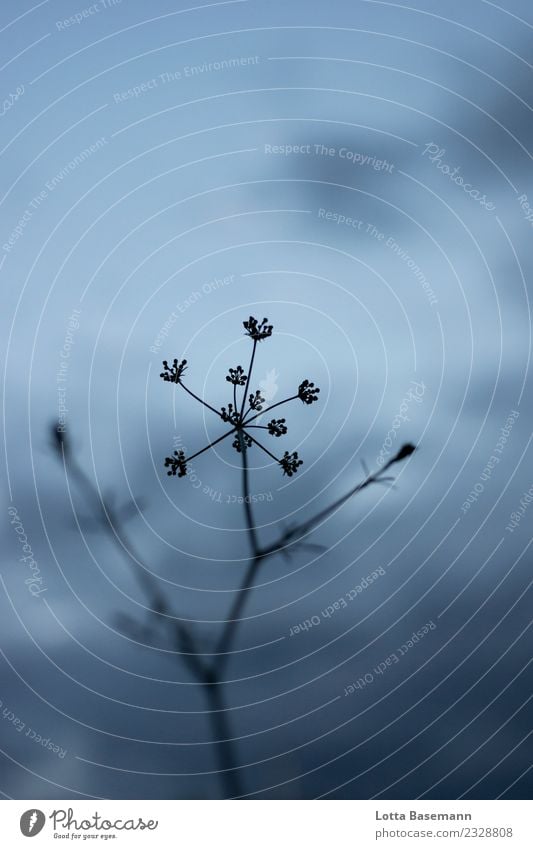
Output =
[
  {"x1": 199, "y1": 432, "x2": 264, "y2": 798},
  {"x1": 204, "y1": 670, "x2": 243, "y2": 799},
  {"x1": 213, "y1": 437, "x2": 263, "y2": 673},
  {"x1": 239, "y1": 434, "x2": 259, "y2": 554}
]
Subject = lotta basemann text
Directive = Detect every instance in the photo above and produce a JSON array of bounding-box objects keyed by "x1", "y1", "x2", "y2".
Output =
[{"x1": 376, "y1": 811, "x2": 472, "y2": 820}]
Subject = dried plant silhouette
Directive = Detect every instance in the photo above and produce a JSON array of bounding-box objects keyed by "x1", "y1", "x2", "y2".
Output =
[
  {"x1": 161, "y1": 315, "x2": 316, "y2": 480},
  {"x1": 50, "y1": 313, "x2": 415, "y2": 799}
]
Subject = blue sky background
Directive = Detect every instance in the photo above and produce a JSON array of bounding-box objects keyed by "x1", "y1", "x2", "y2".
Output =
[{"x1": 1, "y1": 0, "x2": 532, "y2": 799}]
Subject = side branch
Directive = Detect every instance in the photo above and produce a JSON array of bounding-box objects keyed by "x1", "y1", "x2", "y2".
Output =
[
  {"x1": 244, "y1": 395, "x2": 299, "y2": 424},
  {"x1": 259, "y1": 444, "x2": 416, "y2": 559},
  {"x1": 244, "y1": 432, "x2": 280, "y2": 463},
  {"x1": 179, "y1": 381, "x2": 225, "y2": 419},
  {"x1": 240, "y1": 339, "x2": 257, "y2": 419},
  {"x1": 184, "y1": 428, "x2": 237, "y2": 464}
]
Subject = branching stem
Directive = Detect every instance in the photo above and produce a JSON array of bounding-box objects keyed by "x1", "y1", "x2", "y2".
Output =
[
  {"x1": 240, "y1": 339, "x2": 257, "y2": 419},
  {"x1": 179, "y1": 380, "x2": 224, "y2": 419},
  {"x1": 184, "y1": 428, "x2": 236, "y2": 464},
  {"x1": 244, "y1": 431, "x2": 280, "y2": 464},
  {"x1": 245, "y1": 395, "x2": 299, "y2": 424}
]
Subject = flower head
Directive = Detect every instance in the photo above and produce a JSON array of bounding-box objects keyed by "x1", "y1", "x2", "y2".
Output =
[
  {"x1": 220, "y1": 403, "x2": 240, "y2": 425},
  {"x1": 243, "y1": 316, "x2": 273, "y2": 342},
  {"x1": 160, "y1": 358, "x2": 187, "y2": 383},
  {"x1": 298, "y1": 379, "x2": 320, "y2": 405},
  {"x1": 161, "y1": 315, "x2": 318, "y2": 479},
  {"x1": 248, "y1": 390, "x2": 265, "y2": 411},
  {"x1": 280, "y1": 451, "x2": 303, "y2": 477},
  {"x1": 226, "y1": 366, "x2": 247, "y2": 386},
  {"x1": 267, "y1": 418, "x2": 287, "y2": 437},
  {"x1": 164, "y1": 450, "x2": 187, "y2": 477}
]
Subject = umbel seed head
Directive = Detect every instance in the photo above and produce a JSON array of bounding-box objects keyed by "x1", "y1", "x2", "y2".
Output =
[
  {"x1": 280, "y1": 451, "x2": 303, "y2": 477},
  {"x1": 160, "y1": 314, "x2": 320, "y2": 479},
  {"x1": 267, "y1": 418, "x2": 287, "y2": 437},
  {"x1": 226, "y1": 366, "x2": 247, "y2": 386},
  {"x1": 298, "y1": 380, "x2": 320, "y2": 405},
  {"x1": 160, "y1": 358, "x2": 187, "y2": 383},
  {"x1": 243, "y1": 316, "x2": 273, "y2": 342},
  {"x1": 164, "y1": 450, "x2": 187, "y2": 477},
  {"x1": 248, "y1": 390, "x2": 265, "y2": 411}
]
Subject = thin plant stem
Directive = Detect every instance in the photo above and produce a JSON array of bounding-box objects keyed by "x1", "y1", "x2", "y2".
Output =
[
  {"x1": 212, "y1": 553, "x2": 263, "y2": 674},
  {"x1": 245, "y1": 395, "x2": 298, "y2": 424},
  {"x1": 185, "y1": 428, "x2": 236, "y2": 464},
  {"x1": 238, "y1": 433, "x2": 260, "y2": 555},
  {"x1": 212, "y1": 440, "x2": 263, "y2": 671},
  {"x1": 260, "y1": 469, "x2": 396, "y2": 558},
  {"x1": 204, "y1": 670, "x2": 243, "y2": 798},
  {"x1": 240, "y1": 340, "x2": 257, "y2": 418},
  {"x1": 213, "y1": 459, "x2": 402, "y2": 668},
  {"x1": 179, "y1": 380, "x2": 224, "y2": 419},
  {"x1": 244, "y1": 432, "x2": 280, "y2": 464}
]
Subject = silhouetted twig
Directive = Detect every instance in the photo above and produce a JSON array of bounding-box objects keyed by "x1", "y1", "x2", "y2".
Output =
[
  {"x1": 159, "y1": 316, "x2": 416, "y2": 792},
  {"x1": 50, "y1": 314, "x2": 416, "y2": 799}
]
